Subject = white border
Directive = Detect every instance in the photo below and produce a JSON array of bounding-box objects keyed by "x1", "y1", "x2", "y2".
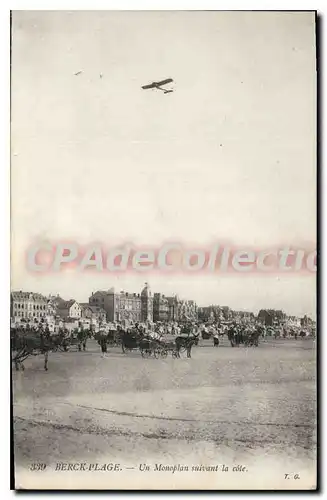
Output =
[
  {"x1": 1, "y1": 0, "x2": 324, "y2": 12},
  {"x1": 1, "y1": 3, "x2": 323, "y2": 499},
  {"x1": 1, "y1": 3, "x2": 11, "y2": 499},
  {"x1": 4, "y1": 0, "x2": 326, "y2": 10}
]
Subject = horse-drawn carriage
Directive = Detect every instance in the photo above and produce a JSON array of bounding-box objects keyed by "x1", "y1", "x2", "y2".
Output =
[
  {"x1": 11, "y1": 327, "x2": 70, "y2": 371},
  {"x1": 64, "y1": 328, "x2": 91, "y2": 351},
  {"x1": 121, "y1": 330, "x2": 175, "y2": 358},
  {"x1": 120, "y1": 328, "x2": 195, "y2": 359}
]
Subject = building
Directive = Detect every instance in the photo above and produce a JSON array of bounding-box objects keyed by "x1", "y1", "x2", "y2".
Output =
[
  {"x1": 11, "y1": 291, "x2": 48, "y2": 321},
  {"x1": 233, "y1": 310, "x2": 255, "y2": 322},
  {"x1": 56, "y1": 300, "x2": 82, "y2": 320},
  {"x1": 80, "y1": 303, "x2": 108, "y2": 324},
  {"x1": 80, "y1": 303, "x2": 93, "y2": 319},
  {"x1": 258, "y1": 309, "x2": 286, "y2": 326},
  {"x1": 43, "y1": 318, "x2": 64, "y2": 334},
  {"x1": 301, "y1": 315, "x2": 315, "y2": 328},
  {"x1": 89, "y1": 288, "x2": 142, "y2": 323},
  {"x1": 153, "y1": 293, "x2": 169, "y2": 322},
  {"x1": 115, "y1": 291, "x2": 142, "y2": 323},
  {"x1": 89, "y1": 289, "x2": 116, "y2": 321},
  {"x1": 178, "y1": 299, "x2": 198, "y2": 322},
  {"x1": 285, "y1": 315, "x2": 301, "y2": 329},
  {"x1": 167, "y1": 295, "x2": 180, "y2": 321},
  {"x1": 187, "y1": 300, "x2": 198, "y2": 322},
  {"x1": 141, "y1": 283, "x2": 153, "y2": 322},
  {"x1": 198, "y1": 305, "x2": 232, "y2": 323},
  {"x1": 198, "y1": 306, "x2": 212, "y2": 322},
  {"x1": 46, "y1": 294, "x2": 64, "y2": 320}
]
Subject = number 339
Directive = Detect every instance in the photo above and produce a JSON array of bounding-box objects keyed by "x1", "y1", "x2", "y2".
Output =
[{"x1": 30, "y1": 463, "x2": 47, "y2": 471}]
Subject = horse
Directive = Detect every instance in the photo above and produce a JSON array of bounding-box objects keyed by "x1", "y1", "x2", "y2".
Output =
[
  {"x1": 175, "y1": 334, "x2": 199, "y2": 358},
  {"x1": 73, "y1": 328, "x2": 91, "y2": 351},
  {"x1": 11, "y1": 327, "x2": 67, "y2": 371},
  {"x1": 49, "y1": 330, "x2": 70, "y2": 352}
]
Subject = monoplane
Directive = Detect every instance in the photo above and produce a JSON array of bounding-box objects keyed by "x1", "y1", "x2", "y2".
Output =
[{"x1": 142, "y1": 78, "x2": 174, "y2": 94}]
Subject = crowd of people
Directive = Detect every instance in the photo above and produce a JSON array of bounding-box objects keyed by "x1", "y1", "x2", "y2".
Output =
[
  {"x1": 11, "y1": 315, "x2": 315, "y2": 347},
  {"x1": 11, "y1": 315, "x2": 315, "y2": 371}
]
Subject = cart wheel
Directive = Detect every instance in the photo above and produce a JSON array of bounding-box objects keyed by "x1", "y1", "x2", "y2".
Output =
[{"x1": 161, "y1": 349, "x2": 168, "y2": 358}]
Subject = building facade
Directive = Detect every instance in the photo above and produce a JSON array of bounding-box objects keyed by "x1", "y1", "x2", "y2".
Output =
[
  {"x1": 167, "y1": 295, "x2": 180, "y2": 321},
  {"x1": 11, "y1": 291, "x2": 48, "y2": 321},
  {"x1": 198, "y1": 305, "x2": 232, "y2": 323},
  {"x1": 257, "y1": 309, "x2": 286, "y2": 326},
  {"x1": 301, "y1": 315, "x2": 315, "y2": 328},
  {"x1": 89, "y1": 289, "x2": 117, "y2": 321},
  {"x1": 153, "y1": 293, "x2": 170, "y2": 322},
  {"x1": 178, "y1": 299, "x2": 198, "y2": 322},
  {"x1": 141, "y1": 283, "x2": 153, "y2": 323},
  {"x1": 56, "y1": 300, "x2": 82, "y2": 320},
  {"x1": 89, "y1": 288, "x2": 142, "y2": 323},
  {"x1": 46, "y1": 294, "x2": 65, "y2": 320},
  {"x1": 115, "y1": 291, "x2": 142, "y2": 323},
  {"x1": 80, "y1": 303, "x2": 107, "y2": 324}
]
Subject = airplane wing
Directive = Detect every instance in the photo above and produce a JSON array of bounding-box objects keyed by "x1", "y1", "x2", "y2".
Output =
[
  {"x1": 142, "y1": 83, "x2": 155, "y2": 89},
  {"x1": 157, "y1": 78, "x2": 173, "y2": 86}
]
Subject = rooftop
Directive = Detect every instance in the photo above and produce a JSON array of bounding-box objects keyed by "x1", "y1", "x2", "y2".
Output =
[
  {"x1": 11, "y1": 291, "x2": 47, "y2": 302},
  {"x1": 57, "y1": 299, "x2": 77, "y2": 309}
]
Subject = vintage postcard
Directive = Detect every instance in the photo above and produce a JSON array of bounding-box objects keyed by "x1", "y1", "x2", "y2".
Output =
[{"x1": 11, "y1": 10, "x2": 317, "y2": 490}]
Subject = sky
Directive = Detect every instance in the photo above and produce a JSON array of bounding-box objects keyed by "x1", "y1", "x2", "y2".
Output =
[{"x1": 11, "y1": 11, "x2": 316, "y2": 317}]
